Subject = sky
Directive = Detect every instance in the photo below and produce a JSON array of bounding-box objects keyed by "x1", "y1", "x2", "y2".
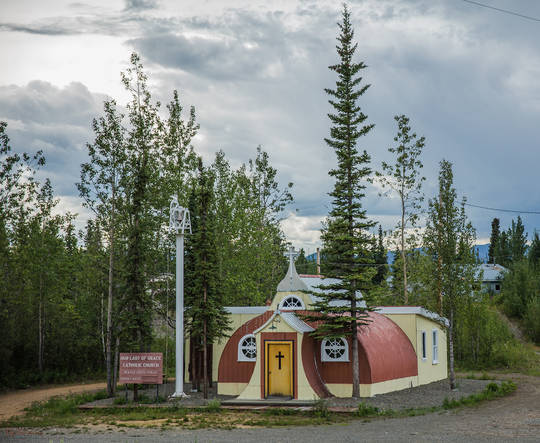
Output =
[{"x1": 1, "y1": 0, "x2": 540, "y2": 256}]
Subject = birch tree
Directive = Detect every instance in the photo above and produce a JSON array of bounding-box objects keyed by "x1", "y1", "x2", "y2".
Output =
[{"x1": 376, "y1": 114, "x2": 425, "y2": 304}]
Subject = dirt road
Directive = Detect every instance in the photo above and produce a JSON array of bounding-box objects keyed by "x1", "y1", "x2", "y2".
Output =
[
  {"x1": 0, "y1": 374, "x2": 538, "y2": 442},
  {"x1": 0, "y1": 382, "x2": 106, "y2": 421}
]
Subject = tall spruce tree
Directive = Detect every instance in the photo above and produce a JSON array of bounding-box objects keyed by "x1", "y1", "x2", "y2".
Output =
[
  {"x1": 488, "y1": 218, "x2": 500, "y2": 264},
  {"x1": 305, "y1": 5, "x2": 375, "y2": 398},
  {"x1": 508, "y1": 216, "x2": 527, "y2": 264},
  {"x1": 185, "y1": 160, "x2": 230, "y2": 398},
  {"x1": 423, "y1": 160, "x2": 476, "y2": 390}
]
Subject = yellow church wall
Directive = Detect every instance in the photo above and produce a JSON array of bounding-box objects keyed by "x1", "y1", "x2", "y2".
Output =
[
  {"x1": 186, "y1": 311, "x2": 269, "y2": 385},
  {"x1": 218, "y1": 382, "x2": 249, "y2": 396},
  {"x1": 296, "y1": 333, "x2": 320, "y2": 400},
  {"x1": 416, "y1": 316, "x2": 448, "y2": 385},
  {"x1": 326, "y1": 376, "x2": 419, "y2": 398},
  {"x1": 269, "y1": 291, "x2": 313, "y2": 311},
  {"x1": 383, "y1": 314, "x2": 417, "y2": 352}
]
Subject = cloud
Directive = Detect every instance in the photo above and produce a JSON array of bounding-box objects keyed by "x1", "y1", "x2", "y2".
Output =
[
  {"x1": 124, "y1": 0, "x2": 158, "y2": 12},
  {"x1": 0, "y1": 81, "x2": 108, "y2": 195}
]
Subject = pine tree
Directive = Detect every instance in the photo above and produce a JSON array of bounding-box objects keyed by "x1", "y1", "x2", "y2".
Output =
[
  {"x1": 528, "y1": 231, "x2": 540, "y2": 269},
  {"x1": 423, "y1": 160, "x2": 476, "y2": 390},
  {"x1": 376, "y1": 115, "x2": 425, "y2": 303},
  {"x1": 372, "y1": 225, "x2": 388, "y2": 286},
  {"x1": 488, "y1": 218, "x2": 500, "y2": 264},
  {"x1": 185, "y1": 160, "x2": 230, "y2": 398},
  {"x1": 508, "y1": 216, "x2": 527, "y2": 264},
  {"x1": 304, "y1": 5, "x2": 375, "y2": 398}
]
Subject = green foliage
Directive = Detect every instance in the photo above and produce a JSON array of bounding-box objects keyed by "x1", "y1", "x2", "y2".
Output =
[
  {"x1": 523, "y1": 296, "x2": 540, "y2": 343},
  {"x1": 376, "y1": 115, "x2": 425, "y2": 303},
  {"x1": 211, "y1": 148, "x2": 291, "y2": 306},
  {"x1": 442, "y1": 381, "x2": 516, "y2": 410},
  {"x1": 311, "y1": 398, "x2": 330, "y2": 418},
  {"x1": 501, "y1": 260, "x2": 539, "y2": 318},
  {"x1": 454, "y1": 296, "x2": 520, "y2": 368},
  {"x1": 356, "y1": 402, "x2": 379, "y2": 417},
  {"x1": 205, "y1": 399, "x2": 222, "y2": 413},
  {"x1": 488, "y1": 218, "x2": 500, "y2": 264}
]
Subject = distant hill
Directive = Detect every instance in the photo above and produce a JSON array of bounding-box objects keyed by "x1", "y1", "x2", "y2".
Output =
[{"x1": 308, "y1": 244, "x2": 491, "y2": 265}]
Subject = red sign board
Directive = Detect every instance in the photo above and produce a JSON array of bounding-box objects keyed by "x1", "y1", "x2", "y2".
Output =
[{"x1": 119, "y1": 353, "x2": 163, "y2": 384}]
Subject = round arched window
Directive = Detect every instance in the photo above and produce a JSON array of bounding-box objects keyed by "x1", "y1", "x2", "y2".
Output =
[
  {"x1": 279, "y1": 295, "x2": 305, "y2": 310},
  {"x1": 238, "y1": 334, "x2": 257, "y2": 361},
  {"x1": 321, "y1": 337, "x2": 349, "y2": 362}
]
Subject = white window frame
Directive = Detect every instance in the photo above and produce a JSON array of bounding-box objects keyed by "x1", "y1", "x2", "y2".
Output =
[
  {"x1": 238, "y1": 334, "x2": 257, "y2": 362},
  {"x1": 421, "y1": 330, "x2": 427, "y2": 361},
  {"x1": 432, "y1": 329, "x2": 439, "y2": 364},
  {"x1": 279, "y1": 295, "x2": 305, "y2": 310},
  {"x1": 321, "y1": 337, "x2": 349, "y2": 362}
]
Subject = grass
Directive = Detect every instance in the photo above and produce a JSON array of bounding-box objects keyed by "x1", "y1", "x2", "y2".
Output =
[{"x1": 0, "y1": 381, "x2": 517, "y2": 430}]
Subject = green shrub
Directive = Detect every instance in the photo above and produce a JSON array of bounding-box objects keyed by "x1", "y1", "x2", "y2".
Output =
[
  {"x1": 311, "y1": 399, "x2": 329, "y2": 418},
  {"x1": 205, "y1": 399, "x2": 221, "y2": 413},
  {"x1": 356, "y1": 402, "x2": 379, "y2": 417},
  {"x1": 523, "y1": 296, "x2": 540, "y2": 344}
]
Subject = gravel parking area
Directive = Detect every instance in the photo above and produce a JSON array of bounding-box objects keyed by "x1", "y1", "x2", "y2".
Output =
[{"x1": 82, "y1": 378, "x2": 495, "y2": 411}]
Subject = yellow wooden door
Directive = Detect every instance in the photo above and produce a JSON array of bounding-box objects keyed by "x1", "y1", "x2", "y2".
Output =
[{"x1": 267, "y1": 342, "x2": 292, "y2": 397}]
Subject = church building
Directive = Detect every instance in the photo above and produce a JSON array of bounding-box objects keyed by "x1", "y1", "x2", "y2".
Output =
[{"x1": 190, "y1": 247, "x2": 448, "y2": 399}]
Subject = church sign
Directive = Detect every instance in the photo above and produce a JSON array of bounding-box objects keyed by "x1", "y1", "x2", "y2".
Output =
[{"x1": 119, "y1": 353, "x2": 163, "y2": 384}]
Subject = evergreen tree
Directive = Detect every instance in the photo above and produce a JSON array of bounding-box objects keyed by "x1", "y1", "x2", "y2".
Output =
[
  {"x1": 508, "y1": 216, "x2": 527, "y2": 264},
  {"x1": 185, "y1": 161, "x2": 230, "y2": 398},
  {"x1": 376, "y1": 114, "x2": 425, "y2": 303},
  {"x1": 488, "y1": 218, "x2": 500, "y2": 264},
  {"x1": 495, "y1": 230, "x2": 511, "y2": 267},
  {"x1": 528, "y1": 231, "x2": 540, "y2": 269},
  {"x1": 423, "y1": 160, "x2": 476, "y2": 390},
  {"x1": 304, "y1": 5, "x2": 375, "y2": 398},
  {"x1": 372, "y1": 225, "x2": 388, "y2": 286}
]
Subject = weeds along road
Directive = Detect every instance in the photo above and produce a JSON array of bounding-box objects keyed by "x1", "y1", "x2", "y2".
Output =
[
  {"x1": 0, "y1": 374, "x2": 538, "y2": 442},
  {"x1": 0, "y1": 382, "x2": 107, "y2": 422}
]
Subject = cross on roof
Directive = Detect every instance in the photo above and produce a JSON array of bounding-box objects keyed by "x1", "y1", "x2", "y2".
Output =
[{"x1": 284, "y1": 246, "x2": 299, "y2": 271}]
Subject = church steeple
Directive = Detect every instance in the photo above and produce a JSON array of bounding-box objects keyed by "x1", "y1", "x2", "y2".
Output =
[{"x1": 277, "y1": 246, "x2": 309, "y2": 292}]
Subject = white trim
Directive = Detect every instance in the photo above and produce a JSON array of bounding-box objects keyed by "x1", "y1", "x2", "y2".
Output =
[
  {"x1": 225, "y1": 306, "x2": 268, "y2": 314},
  {"x1": 321, "y1": 337, "x2": 349, "y2": 362},
  {"x1": 376, "y1": 306, "x2": 449, "y2": 327},
  {"x1": 421, "y1": 330, "x2": 427, "y2": 361},
  {"x1": 432, "y1": 329, "x2": 439, "y2": 364},
  {"x1": 278, "y1": 295, "x2": 305, "y2": 310},
  {"x1": 238, "y1": 334, "x2": 257, "y2": 362},
  {"x1": 281, "y1": 312, "x2": 315, "y2": 333},
  {"x1": 253, "y1": 311, "x2": 280, "y2": 334}
]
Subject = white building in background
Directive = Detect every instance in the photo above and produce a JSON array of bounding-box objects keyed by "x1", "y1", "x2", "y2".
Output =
[{"x1": 477, "y1": 264, "x2": 508, "y2": 294}]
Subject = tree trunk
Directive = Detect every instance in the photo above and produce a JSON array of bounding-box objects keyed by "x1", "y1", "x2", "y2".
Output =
[
  {"x1": 351, "y1": 289, "x2": 359, "y2": 398},
  {"x1": 203, "y1": 321, "x2": 208, "y2": 398},
  {"x1": 113, "y1": 336, "x2": 120, "y2": 392},
  {"x1": 401, "y1": 193, "x2": 408, "y2": 304},
  {"x1": 437, "y1": 194, "x2": 443, "y2": 315},
  {"x1": 100, "y1": 293, "x2": 105, "y2": 362},
  {"x1": 449, "y1": 309, "x2": 456, "y2": 390},
  {"x1": 38, "y1": 273, "x2": 44, "y2": 375},
  {"x1": 106, "y1": 223, "x2": 114, "y2": 397}
]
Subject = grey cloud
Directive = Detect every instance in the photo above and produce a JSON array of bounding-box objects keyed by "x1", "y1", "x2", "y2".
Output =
[
  {"x1": 0, "y1": 82, "x2": 108, "y2": 195},
  {"x1": 124, "y1": 0, "x2": 158, "y2": 12}
]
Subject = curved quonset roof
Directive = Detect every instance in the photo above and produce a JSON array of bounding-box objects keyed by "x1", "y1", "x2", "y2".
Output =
[
  {"x1": 357, "y1": 312, "x2": 418, "y2": 383},
  {"x1": 217, "y1": 311, "x2": 273, "y2": 384}
]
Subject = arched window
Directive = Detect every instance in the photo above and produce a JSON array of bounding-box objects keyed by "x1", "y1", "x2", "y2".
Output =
[
  {"x1": 238, "y1": 334, "x2": 257, "y2": 361},
  {"x1": 279, "y1": 295, "x2": 305, "y2": 310},
  {"x1": 321, "y1": 337, "x2": 349, "y2": 362}
]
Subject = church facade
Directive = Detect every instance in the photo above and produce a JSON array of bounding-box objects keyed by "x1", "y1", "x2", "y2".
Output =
[{"x1": 188, "y1": 250, "x2": 448, "y2": 399}]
